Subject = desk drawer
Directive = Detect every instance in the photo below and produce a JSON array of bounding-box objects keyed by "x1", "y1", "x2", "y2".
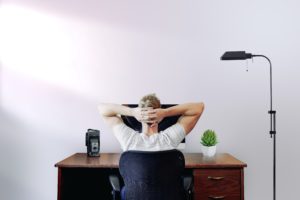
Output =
[
  {"x1": 193, "y1": 193, "x2": 241, "y2": 200},
  {"x1": 193, "y1": 169, "x2": 241, "y2": 199}
]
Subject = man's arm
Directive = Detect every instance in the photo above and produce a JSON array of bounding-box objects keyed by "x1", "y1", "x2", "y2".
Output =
[
  {"x1": 155, "y1": 102, "x2": 205, "y2": 135},
  {"x1": 97, "y1": 104, "x2": 132, "y2": 127},
  {"x1": 98, "y1": 103, "x2": 152, "y2": 128}
]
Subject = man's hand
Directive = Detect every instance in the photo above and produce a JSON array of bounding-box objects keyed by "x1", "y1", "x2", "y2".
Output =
[
  {"x1": 152, "y1": 108, "x2": 165, "y2": 124},
  {"x1": 133, "y1": 107, "x2": 157, "y2": 123}
]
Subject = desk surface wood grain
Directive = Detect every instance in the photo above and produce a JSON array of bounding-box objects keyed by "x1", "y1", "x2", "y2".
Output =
[{"x1": 55, "y1": 153, "x2": 247, "y2": 169}]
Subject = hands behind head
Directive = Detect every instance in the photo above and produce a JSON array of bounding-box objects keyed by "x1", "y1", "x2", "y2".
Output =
[{"x1": 133, "y1": 107, "x2": 165, "y2": 125}]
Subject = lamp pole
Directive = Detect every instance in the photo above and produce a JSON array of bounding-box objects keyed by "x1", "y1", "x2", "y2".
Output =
[
  {"x1": 252, "y1": 55, "x2": 276, "y2": 200},
  {"x1": 221, "y1": 52, "x2": 276, "y2": 200}
]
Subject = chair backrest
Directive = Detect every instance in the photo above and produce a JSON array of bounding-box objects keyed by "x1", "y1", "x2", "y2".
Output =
[{"x1": 119, "y1": 149, "x2": 185, "y2": 200}]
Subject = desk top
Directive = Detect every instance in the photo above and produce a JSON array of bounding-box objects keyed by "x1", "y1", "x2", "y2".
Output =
[{"x1": 55, "y1": 153, "x2": 247, "y2": 169}]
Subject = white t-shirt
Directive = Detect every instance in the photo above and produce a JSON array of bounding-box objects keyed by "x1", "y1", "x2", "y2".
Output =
[{"x1": 113, "y1": 123, "x2": 186, "y2": 151}]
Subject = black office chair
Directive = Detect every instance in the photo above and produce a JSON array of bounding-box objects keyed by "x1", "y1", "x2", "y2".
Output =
[{"x1": 109, "y1": 149, "x2": 193, "y2": 200}]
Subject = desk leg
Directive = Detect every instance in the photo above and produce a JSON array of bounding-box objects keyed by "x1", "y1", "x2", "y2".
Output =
[
  {"x1": 57, "y1": 168, "x2": 62, "y2": 200},
  {"x1": 241, "y1": 169, "x2": 244, "y2": 200}
]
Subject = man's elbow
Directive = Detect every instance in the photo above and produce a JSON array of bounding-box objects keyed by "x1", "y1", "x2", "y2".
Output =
[
  {"x1": 97, "y1": 104, "x2": 107, "y2": 116},
  {"x1": 196, "y1": 102, "x2": 205, "y2": 116}
]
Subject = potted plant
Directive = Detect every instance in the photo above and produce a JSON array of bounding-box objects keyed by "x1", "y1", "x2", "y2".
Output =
[{"x1": 201, "y1": 129, "x2": 218, "y2": 157}]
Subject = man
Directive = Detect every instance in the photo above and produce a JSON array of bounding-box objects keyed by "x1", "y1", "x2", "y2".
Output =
[{"x1": 98, "y1": 94, "x2": 204, "y2": 151}]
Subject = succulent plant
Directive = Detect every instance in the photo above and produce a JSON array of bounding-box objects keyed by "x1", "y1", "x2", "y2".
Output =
[{"x1": 201, "y1": 129, "x2": 218, "y2": 147}]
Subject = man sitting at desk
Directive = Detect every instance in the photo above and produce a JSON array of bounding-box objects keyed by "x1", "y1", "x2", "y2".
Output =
[{"x1": 98, "y1": 94, "x2": 204, "y2": 151}]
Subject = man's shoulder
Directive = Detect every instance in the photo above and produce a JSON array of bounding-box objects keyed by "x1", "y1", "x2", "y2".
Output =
[
  {"x1": 161, "y1": 123, "x2": 185, "y2": 133},
  {"x1": 113, "y1": 122, "x2": 138, "y2": 134}
]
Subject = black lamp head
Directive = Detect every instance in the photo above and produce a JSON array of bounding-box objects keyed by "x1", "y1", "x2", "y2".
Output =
[{"x1": 221, "y1": 51, "x2": 253, "y2": 60}]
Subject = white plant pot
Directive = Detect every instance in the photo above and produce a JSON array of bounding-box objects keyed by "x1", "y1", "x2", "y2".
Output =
[{"x1": 201, "y1": 145, "x2": 217, "y2": 157}]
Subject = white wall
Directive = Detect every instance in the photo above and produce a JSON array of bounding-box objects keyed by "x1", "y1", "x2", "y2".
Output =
[{"x1": 0, "y1": 0, "x2": 299, "y2": 199}]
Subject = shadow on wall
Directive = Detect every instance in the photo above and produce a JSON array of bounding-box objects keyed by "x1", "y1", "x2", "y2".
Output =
[
  {"x1": 0, "y1": 61, "x2": 2, "y2": 108},
  {"x1": 4, "y1": 0, "x2": 189, "y2": 34},
  {"x1": 0, "y1": 67, "x2": 101, "y2": 129},
  {"x1": 7, "y1": 0, "x2": 168, "y2": 21},
  {"x1": 0, "y1": 110, "x2": 37, "y2": 200},
  {"x1": 0, "y1": 68, "x2": 117, "y2": 200}
]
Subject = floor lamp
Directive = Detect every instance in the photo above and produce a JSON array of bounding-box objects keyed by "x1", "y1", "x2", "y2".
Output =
[{"x1": 220, "y1": 51, "x2": 277, "y2": 200}]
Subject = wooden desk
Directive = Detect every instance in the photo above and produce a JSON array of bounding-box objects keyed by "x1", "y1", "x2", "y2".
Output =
[{"x1": 55, "y1": 153, "x2": 246, "y2": 200}]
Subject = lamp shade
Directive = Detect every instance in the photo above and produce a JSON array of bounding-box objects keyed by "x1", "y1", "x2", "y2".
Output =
[{"x1": 221, "y1": 51, "x2": 252, "y2": 60}]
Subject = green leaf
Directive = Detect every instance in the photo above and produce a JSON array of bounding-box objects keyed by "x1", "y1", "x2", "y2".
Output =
[{"x1": 200, "y1": 129, "x2": 218, "y2": 147}]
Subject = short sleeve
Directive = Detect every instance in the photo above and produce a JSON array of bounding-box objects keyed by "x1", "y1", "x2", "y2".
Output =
[
  {"x1": 161, "y1": 123, "x2": 186, "y2": 148},
  {"x1": 112, "y1": 123, "x2": 138, "y2": 151}
]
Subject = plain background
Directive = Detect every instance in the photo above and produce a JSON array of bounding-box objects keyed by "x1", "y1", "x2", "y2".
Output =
[{"x1": 0, "y1": 0, "x2": 299, "y2": 199}]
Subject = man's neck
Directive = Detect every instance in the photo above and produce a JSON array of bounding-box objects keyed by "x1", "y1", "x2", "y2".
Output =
[{"x1": 142, "y1": 123, "x2": 158, "y2": 136}]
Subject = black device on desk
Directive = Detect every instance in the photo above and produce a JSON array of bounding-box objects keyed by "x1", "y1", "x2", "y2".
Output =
[{"x1": 85, "y1": 129, "x2": 100, "y2": 157}]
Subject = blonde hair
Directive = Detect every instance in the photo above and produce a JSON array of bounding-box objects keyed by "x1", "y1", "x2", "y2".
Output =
[{"x1": 139, "y1": 93, "x2": 161, "y2": 109}]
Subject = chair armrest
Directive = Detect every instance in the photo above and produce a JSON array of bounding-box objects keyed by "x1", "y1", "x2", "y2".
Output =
[
  {"x1": 109, "y1": 175, "x2": 121, "y2": 192},
  {"x1": 183, "y1": 175, "x2": 193, "y2": 192}
]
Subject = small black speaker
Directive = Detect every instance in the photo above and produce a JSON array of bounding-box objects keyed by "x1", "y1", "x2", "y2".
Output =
[{"x1": 86, "y1": 129, "x2": 100, "y2": 157}]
